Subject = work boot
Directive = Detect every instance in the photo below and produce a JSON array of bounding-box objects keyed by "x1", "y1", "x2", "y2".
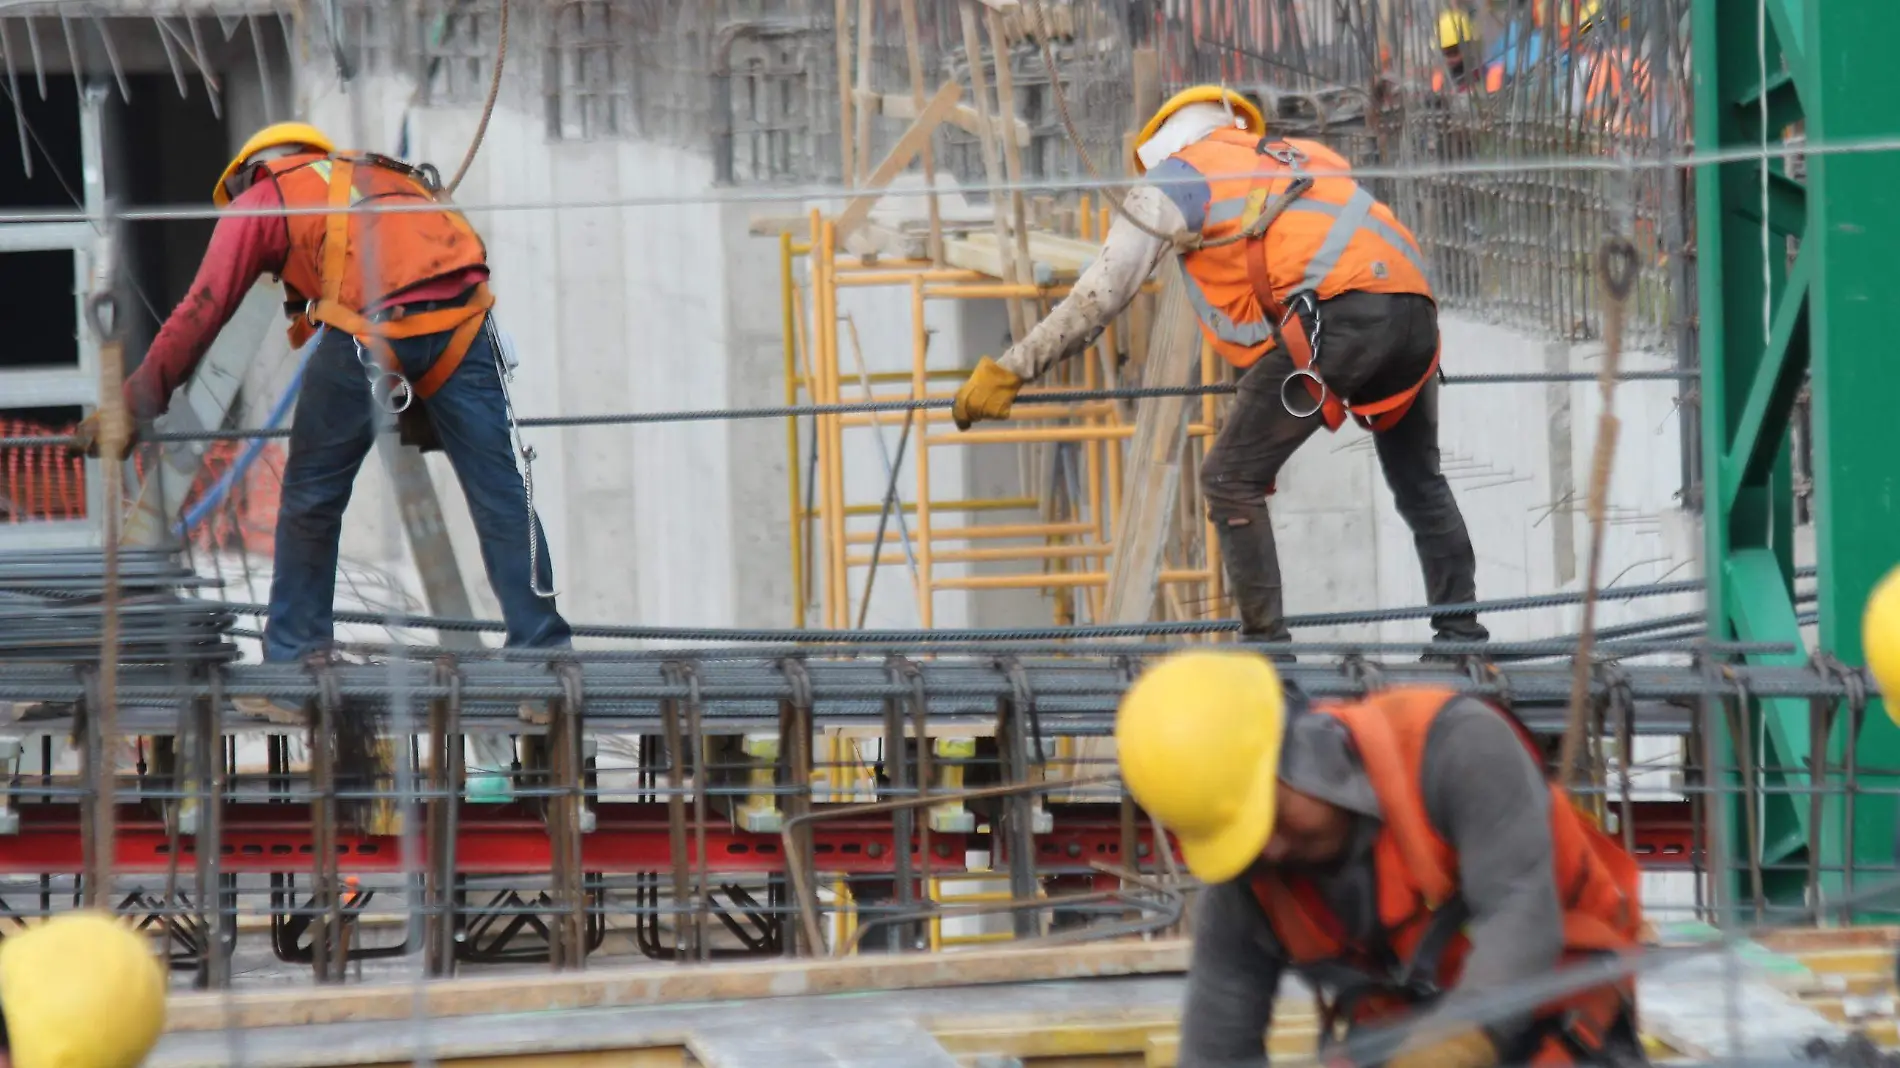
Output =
[{"x1": 1217, "y1": 516, "x2": 1297, "y2": 664}]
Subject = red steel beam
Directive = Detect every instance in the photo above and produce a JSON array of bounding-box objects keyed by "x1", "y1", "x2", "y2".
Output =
[{"x1": 0, "y1": 800, "x2": 1700, "y2": 877}]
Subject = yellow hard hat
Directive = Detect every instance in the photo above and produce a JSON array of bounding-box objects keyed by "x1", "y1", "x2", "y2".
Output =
[
  {"x1": 1864, "y1": 565, "x2": 1900, "y2": 720},
  {"x1": 212, "y1": 121, "x2": 334, "y2": 207},
  {"x1": 1438, "y1": 9, "x2": 1477, "y2": 49},
  {"x1": 1132, "y1": 86, "x2": 1267, "y2": 175},
  {"x1": 0, "y1": 911, "x2": 166, "y2": 1068},
  {"x1": 1115, "y1": 649, "x2": 1286, "y2": 884}
]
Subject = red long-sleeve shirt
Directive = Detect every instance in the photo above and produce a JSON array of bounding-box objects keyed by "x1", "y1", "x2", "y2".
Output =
[{"x1": 125, "y1": 178, "x2": 489, "y2": 420}]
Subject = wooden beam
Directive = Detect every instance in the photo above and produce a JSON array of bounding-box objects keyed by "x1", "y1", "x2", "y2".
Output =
[
  {"x1": 1103, "y1": 270, "x2": 1201, "y2": 625},
  {"x1": 987, "y1": 6, "x2": 1038, "y2": 335},
  {"x1": 897, "y1": 0, "x2": 944, "y2": 263},
  {"x1": 877, "y1": 92, "x2": 1032, "y2": 148},
  {"x1": 163, "y1": 939, "x2": 1191, "y2": 1033},
  {"x1": 834, "y1": 0, "x2": 855, "y2": 184},
  {"x1": 835, "y1": 80, "x2": 966, "y2": 239},
  {"x1": 958, "y1": 0, "x2": 1025, "y2": 341}
]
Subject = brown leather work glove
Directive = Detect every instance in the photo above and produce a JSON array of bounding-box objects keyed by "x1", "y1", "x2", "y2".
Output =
[
  {"x1": 1385, "y1": 1028, "x2": 1498, "y2": 1068},
  {"x1": 66, "y1": 412, "x2": 141, "y2": 459},
  {"x1": 952, "y1": 356, "x2": 1025, "y2": 430}
]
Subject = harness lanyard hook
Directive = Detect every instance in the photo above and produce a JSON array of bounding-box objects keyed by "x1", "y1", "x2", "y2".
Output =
[
  {"x1": 353, "y1": 337, "x2": 414, "y2": 415},
  {"x1": 487, "y1": 314, "x2": 558, "y2": 600},
  {"x1": 1277, "y1": 293, "x2": 1327, "y2": 419}
]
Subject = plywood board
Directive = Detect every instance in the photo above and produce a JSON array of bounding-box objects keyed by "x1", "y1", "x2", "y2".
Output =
[
  {"x1": 164, "y1": 939, "x2": 1190, "y2": 1033},
  {"x1": 1103, "y1": 268, "x2": 1201, "y2": 625}
]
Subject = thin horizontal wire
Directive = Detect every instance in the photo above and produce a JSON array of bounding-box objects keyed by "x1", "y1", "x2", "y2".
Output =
[
  {"x1": 0, "y1": 372, "x2": 1691, "y2": 449},
  {"x1": 0, "y1": 130, "x2": 1888, "y2": 228}
]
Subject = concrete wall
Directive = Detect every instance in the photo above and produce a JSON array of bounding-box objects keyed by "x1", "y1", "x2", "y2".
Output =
[{"x1": 1273, "y1": 314, "x2": 1703, "y2": 646}]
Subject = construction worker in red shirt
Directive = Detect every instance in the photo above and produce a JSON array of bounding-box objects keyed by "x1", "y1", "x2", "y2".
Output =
[
  {"x1": 1116, "y1": 650, "x2": 1646, "y2": 1068},
  {"x1": 0, "y1": 910, "x2": 167, "y2": 1068},
  {"x1": 71, "y1": 122, "x2": 571, "y2": 709},
  {"x1": 953, "y1": 88, "x2": 1488, "y2": 654}
]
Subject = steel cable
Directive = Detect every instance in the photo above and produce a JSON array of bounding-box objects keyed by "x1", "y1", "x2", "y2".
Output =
[{"x1": 0, "y1": 371, "x2": 1693, "y2": 449}]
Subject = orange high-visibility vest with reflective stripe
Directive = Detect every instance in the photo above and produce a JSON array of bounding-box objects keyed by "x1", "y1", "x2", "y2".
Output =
[
  {"x1": 1252, "y1": 690, "x2": 1644, "y2": 1062},
  {"x1": 1168, "y1": 129, "x2": 1433, "y2": 372}
]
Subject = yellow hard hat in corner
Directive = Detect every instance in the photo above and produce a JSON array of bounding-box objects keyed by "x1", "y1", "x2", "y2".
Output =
[
  {"x1": 1132, "y1": 85, "x2": 1267, "y2": 175},
  {"x1": 212, "y1": 121, "x2": 335, "y2": 207},
  {"x1": 1864, "y1": 565, "x2": 1900, "y2": 722},
  {"x1": 0, "y1": 911, "x2": 166, "y2": 1068},
  {"x1": 1115, "y1": 649, "x2": 1286, "y2": 884}
]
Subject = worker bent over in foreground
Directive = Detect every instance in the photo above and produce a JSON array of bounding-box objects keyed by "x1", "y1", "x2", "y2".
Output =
[
  {"x1": 74, "y1": 122, "x2": 572, "y2": 697},
  {"x1": 954, "y1": 88, "x2": 1488, "y2": 652},
  {"x1": 0, "y1": 910, "x2": 167, "y2": 1067},
  {"x1": 1117, "y1": 651, "x2": 1645, "y2": 1068}
]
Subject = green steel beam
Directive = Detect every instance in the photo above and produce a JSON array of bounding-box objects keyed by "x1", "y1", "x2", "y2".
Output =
[
  {"x1": 1717, "y1": 246, "x2": 1810, "y2": 515},
  {"x1": 1695, "y1": 0, "x2": 1809, "y2": 901},
  {"x1": 1701, "y1": 0, "x2": 1900, "y2": 911},
  {"x1": 1805, "y1": 0, "x2": 1900, "y2": 906}
]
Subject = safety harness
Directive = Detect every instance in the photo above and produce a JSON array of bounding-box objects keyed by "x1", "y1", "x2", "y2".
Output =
[
  {"x1": 1261, "y1": 699, "x2": 1643, "y2": 1068},
  {"x1": 1208, "y1": 137, "x2": 1442, "y2": 433},
  {"x1": 301, "y1": 153, "x2": 496, "y2": 414}
]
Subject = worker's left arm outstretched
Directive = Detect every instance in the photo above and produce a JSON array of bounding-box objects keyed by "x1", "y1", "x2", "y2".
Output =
[{"x1": 949, "y1": 185, "x2": 1182, "y2": 430}]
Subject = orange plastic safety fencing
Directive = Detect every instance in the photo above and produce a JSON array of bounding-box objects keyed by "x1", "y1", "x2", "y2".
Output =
[{"x1": 0, "y1": 419, "x2": 283, "y2": 557}]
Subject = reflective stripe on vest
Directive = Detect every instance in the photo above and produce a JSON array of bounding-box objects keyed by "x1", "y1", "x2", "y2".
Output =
[
  {"x1": 1181, "y1": 189, "x2": 1431, "y2": 346},
  {"x1": 1175, "y1": 259, "x2": 1277, "y2": 347}
]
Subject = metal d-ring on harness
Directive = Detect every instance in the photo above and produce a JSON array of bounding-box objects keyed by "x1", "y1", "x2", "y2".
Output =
[
  {"x1": 486, "y1": 315, "x2": 558, "y2": 600},
  {"x1": 351, "y1": 333, "x2": 415, "y2": 415},
  {"x1": 1277, "y1": 290, "x2": 1326, "y2": 419}
]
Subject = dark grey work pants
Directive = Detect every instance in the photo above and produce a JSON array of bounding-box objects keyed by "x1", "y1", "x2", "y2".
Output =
[{"x1": 1198, "y1": 291, "x2": 1487, "y2": 644}]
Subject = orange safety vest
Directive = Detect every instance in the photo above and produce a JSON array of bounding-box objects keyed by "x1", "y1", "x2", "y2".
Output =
[
  {"x1": 1169, "y1": 129, "x2": 1438, "y2": 433},
  {"x1": 1432, "y1": 62, "x2": 1506, "y2": 94},
  {"x1": 262, "y1": 152, "x2": 496, "y2": 400},
  {"x1": 1579, "y1": 50, "x2": 1654, "y2": 136},
  {"x1": 1251, "y1": 690, "x2": 1643, "y2": 1065}
]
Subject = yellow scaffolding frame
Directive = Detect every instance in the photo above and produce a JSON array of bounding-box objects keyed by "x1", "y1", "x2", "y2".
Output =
[{"x1": 779, "y1": 209, "x2": 1232, "y2": 632}]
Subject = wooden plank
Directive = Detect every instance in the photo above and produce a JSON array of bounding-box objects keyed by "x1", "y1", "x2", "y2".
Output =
[
  {"x1": 987, "y1": 5, "x2": 1039, "y2": 337},
  {"x1": 1102, "y1": 269, "x2": 1201, "y2": 625},
  {"x1": 1126, "y1": 47, "x2": 1161, "y2": 370},
  {"x1": 835, "y1": 80, "x2": 966, "y2": 239},
  {"x1": 748, "y1": 215, "x2": 813, "y2": 237},
  {"x1": 956, "y1": 0, "x2": 1025, "y2": 342},
  {"x1": 878, "y1": 92, "x2": 1033, "y2": 148},
  {"x1": 1005, "y1": 230, "x2": 1104, "y2": 272},
  {"x1": 897, "y1": 0, "x2": 944, "y2": 263},
  {"x1": 692, "y1": 1019, "x2": 958, "y2": 1068},
  {"x1": 834, "y1": 0, "x2": 855, "y2": 182},
  {"x1": 853, "y1": 0, "x2": 875, "y2": 185},
  {"x1": 163, "y1": 939, "x2": 1191, "y2": 1033}
]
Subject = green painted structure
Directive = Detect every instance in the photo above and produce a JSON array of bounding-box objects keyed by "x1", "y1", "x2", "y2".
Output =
[{"x1": 1695, "y1": 0, "x2": 1900, "y2": 907}]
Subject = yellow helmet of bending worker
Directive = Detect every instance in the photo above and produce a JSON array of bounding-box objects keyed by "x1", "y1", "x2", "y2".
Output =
[
  {"x1": 1132, "y1": 86, "x2": 1267, "y2": 175},
  {"x1": 0, "y1": 911, "x2": 166, "y2": 1068},
  {"x1": 1438, "y1": 8, "x2": 1478, "y2": 49},
  {"x1": 1115, "y1": 650, "x2": 1286, "y2": 883},
  {"x1": 212, "y1": 121, "x2": 335, "y2": 207},
  {"x1": 1864, "y1": 564, "x2": 1900, "y2": 723}
]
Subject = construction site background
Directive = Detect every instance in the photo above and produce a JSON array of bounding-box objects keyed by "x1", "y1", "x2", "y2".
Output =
[{"x1": 0, "y1": 0, "x2": 1721, "y2": 658}]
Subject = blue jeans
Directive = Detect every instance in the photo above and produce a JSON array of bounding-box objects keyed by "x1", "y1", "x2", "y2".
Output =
[{"x1": 265, "y1": 319, "x2": 573, "y2": 661}]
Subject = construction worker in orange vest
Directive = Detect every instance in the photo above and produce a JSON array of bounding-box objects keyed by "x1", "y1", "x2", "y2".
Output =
[
  {"x1": 952, "y1": 88, "x2": 1489, "y2": 653},
  {"x1": 1117, "y1": 650, "x2": 1646, "y2": 1068},
  {"x1": 70, "y1": 122, "x2": 572, "y2": 723}
]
